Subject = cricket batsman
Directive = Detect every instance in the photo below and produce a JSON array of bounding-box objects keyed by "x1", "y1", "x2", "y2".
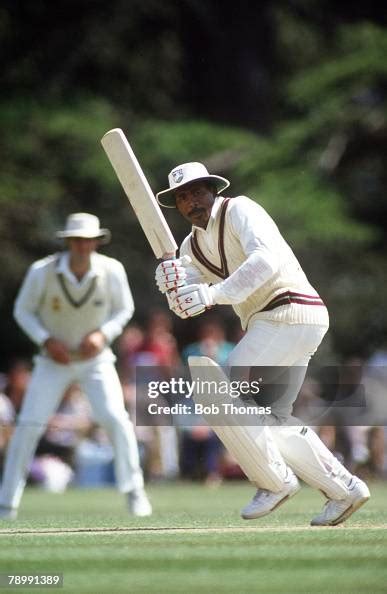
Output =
[{"x1": 154, "y1": 162, "x2": 370, "y2": 526}]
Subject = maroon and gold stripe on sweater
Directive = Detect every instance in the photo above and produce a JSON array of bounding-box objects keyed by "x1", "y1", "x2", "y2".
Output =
[
  {"x1": 260, "y1": 291, "x2": 325, "y2": 312},
  {"x1": 190, "y1": 198, "x2": 231, "y2": 279}
]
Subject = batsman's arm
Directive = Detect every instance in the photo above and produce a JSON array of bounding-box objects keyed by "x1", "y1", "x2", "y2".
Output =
[{"x1": 208, "y1": 198, "x2": 278, "y2": 305}]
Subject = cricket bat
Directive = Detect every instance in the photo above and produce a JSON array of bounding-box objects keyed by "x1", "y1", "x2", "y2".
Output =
[{"x1": 101, "y1": 128, "x2": 177, "y2": 260}]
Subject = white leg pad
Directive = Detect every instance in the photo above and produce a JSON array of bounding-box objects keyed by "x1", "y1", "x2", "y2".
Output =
[
  {"x1": 271, "y1": 423, "x2": 352, "y2": 499},
  {"x1": 188, "y1": 356, "x2": 289, "y2": 492}
]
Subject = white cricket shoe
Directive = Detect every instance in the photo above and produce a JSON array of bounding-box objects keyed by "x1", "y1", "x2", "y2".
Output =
[
  {"x1": 127, "y1": 488, "x2": 152, "y2": 517},
  {"x1": 241, "y1": 472, "x2": 301, "y2": 520},
  {"x1": 311, "y1": 476, "x2": 370, "y2": 526},
  {"x1": 0, "y1": 506, "x2": 18, "y2": 520}
]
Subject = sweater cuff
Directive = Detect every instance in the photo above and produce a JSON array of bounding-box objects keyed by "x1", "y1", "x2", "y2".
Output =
[
  {"x1": 209, "y1": 283, "x2": 230, "y2": 305},
  {"x1": 36, "y1": 329, "x2": 51, "y2": 347}
]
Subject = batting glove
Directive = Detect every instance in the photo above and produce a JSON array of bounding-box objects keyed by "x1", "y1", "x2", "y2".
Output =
[
  {"x1": 166, "y1": 289, "x2": 186, "y2": 318},
  {"x1": 155, "y1": 255, "x2": 191, "y2": 293},
  {"x1": 171, "y1": 283, "x2": 215, "y2": 319}
]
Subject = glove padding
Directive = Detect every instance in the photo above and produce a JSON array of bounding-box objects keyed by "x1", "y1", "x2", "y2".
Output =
[
  {"x1": 166, "y1": 289, "x2": 181, "y2": 317},
  {"x1": 155, "y1": 255, "x2": 191, "y2": 293},
  {"x1": 168, "y1": 283, "x2": 214, "y2": 319}
]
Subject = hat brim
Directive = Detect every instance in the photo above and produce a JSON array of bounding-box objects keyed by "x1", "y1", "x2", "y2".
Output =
[
  {"x1": 56, "y1": 230, "x2": 111, "y2": 244},
  {"x1": 156, "y1": 175, "x2": 230, "y2": 208}
]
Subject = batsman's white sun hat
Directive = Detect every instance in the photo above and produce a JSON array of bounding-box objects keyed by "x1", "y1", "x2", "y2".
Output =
[
  {"x1": 156, "y1": 162, "x2": 230, "y2": 208},
  {"x1": 56, "y1": 213, "x2": 111, "y2": 243}
]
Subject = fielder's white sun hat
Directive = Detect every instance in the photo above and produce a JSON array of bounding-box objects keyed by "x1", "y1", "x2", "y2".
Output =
[
  {"x1": 56, "y1": 213, "x2": 111, "y2": 243},
  {"x1": 156, "y1": 162, "x2": 230, "y2": 208}
]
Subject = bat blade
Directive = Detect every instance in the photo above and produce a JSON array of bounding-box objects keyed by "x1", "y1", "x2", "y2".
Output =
[{"x1": 101, "y1": 128, "x2": 177, "y2": 259}]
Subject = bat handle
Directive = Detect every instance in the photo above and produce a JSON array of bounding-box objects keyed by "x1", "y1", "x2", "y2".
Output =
[{"x1": 162, "y1": 252, "x2": 176, "y2": 261}]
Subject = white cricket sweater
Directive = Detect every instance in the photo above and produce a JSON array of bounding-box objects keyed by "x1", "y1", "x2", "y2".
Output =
[
  {"x1": 14, "y1": 252, "x2": 135, "y2": 356},
  {"x1": 180, "y1": 196, "x2": 329, "y2": 330}
]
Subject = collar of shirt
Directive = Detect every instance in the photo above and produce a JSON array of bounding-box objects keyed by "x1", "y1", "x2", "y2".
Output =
[
  {"x1": 192, "y1": 196, "x2": 226, "y2": 235},
  {"x1": 56, "y1": 252, "x2": 102, "y2": 287}
]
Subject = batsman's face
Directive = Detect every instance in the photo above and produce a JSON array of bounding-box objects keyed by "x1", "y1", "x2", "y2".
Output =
[{"x1": 175, "y1": 182, "x2": 216, "y2": 228}]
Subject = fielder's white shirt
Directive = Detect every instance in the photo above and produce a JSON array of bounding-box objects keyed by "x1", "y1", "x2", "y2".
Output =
[
  {"x1": 180, "y1": 196, "x2": 329, "y2": 330},
  {"x1": 14, "y1": 251, "x2": 134, "y2": 358}
]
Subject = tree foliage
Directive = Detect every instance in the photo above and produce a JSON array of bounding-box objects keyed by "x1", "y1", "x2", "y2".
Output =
[{"x1": 0, "y1": 2, "x2": 386, "y2": 362}]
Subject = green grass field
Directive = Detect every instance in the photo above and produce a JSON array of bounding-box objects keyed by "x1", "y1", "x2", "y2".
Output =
[{"x1": 0, "y1": 481, "x2": 386, "y2": 594}]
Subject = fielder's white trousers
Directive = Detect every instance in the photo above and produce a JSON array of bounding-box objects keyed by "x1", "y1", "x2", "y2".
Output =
[
  {"x1": 0, "y1": 355, "x2": 144, "y2": 509},
  {"x1": 223, "y1": 320, "x2": 353, "y2": 498}
]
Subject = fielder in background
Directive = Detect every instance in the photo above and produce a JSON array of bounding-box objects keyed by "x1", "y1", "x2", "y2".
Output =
[
  {"x1": 155, "y1": 162, "x2": 370, "y2": 526},
  {"x1": 0, "y1": 213, "x2": 151, "y2": 519}
]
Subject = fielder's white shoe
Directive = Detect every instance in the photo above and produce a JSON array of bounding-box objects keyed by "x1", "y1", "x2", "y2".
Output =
[
  {"x1": 127, "y1": 489, "x2": 152, "y2": 517},
  {"x1": 311, "y1": 476, "x2": 370, "y2": 526},
  {"x1": 0, "y1": 506, "x2": 18, "y2": 520},
  {"x1": 241, "y1": 471, "x2": 301, "y2": 520}
]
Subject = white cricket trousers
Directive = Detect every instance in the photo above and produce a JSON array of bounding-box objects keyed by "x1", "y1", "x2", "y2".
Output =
[
  {"x1": 0, "y1": 356, "x2": 144, "y2": 509},
  {"x1": 224, "y1": 319, "x2": 353, "y2": 499}
]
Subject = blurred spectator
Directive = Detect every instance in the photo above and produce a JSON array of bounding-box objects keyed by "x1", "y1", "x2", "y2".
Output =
[
  {"x1": 181, "y1": 316, "x2": 234, "y2": 365},
  {"x1": 180, "y1": 316, "x2": 235, "y2": 485},
  {"x1": 0, "y1": 360, "x2": 31, "y2": 475},
  {"x1": 315, "y1": 356, "x2": 385, "y2": 479},
  {"x1": 142, "y1": 309, "x2": 182, "y2": 372},
  {"x1": 367, "y1": 348, "x2": 387, "y2": 368},
  {"x1": 117, "y1": 323, "x2": 146, "y2": 384},
  {"x1": 2, "y1": 359, "x2": 31, "y2": 414},
  {"x1": 0, "y1": 392, "x2": 14, "y2": 456},
  {"x1": 117, "y1": 311, "x2": 181, "y2": 481},
  {"x1": 74, "y1": 426, "x2": 116, "y2": 488},
  {"x1": 36, "y1": 384, "x2": 92, "y2": 467},
  {"x1": 30, "y1": 384, "x2": 93, "y2": 492},
  {"x1": 180, "y1": 425, "x2": 222, "y2": 485},
  {"x1": 0, "y1": 388, "x2": 15, "y2": 475},
  {"x1": 353, "y1": 349, "x2": 387, "y2": 478},
  {"x1": 141, "y1": 311, "x2": 181, "y2": 480}
]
